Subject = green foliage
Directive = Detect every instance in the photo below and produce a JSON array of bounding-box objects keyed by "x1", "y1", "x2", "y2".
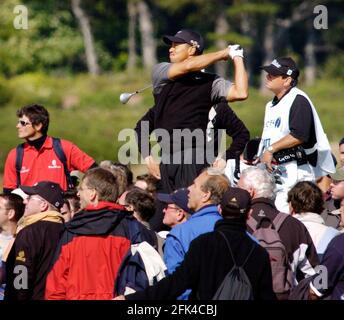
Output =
[
  {"x1": 227, "y1": 2, "x2": 279, "y2": 17},
  {"x1": 322, "y1": 53, "x2": 344, "y2": 79},
  {"x1": 207, "y1": 32, "x2": 253, "y2": 48},
  {"x1": 1, "y1": 0, "x2": 343, "y2": 80},
  {"x1": 0, "y1": 77, "x2": 13, "y2": 105},
  {"x1": 154, "y1": 0, "x2": 198, "y2": 13},
  {"x1": 0, "y1": 0, "x2": 118, "y2": 75},
  {"x1": 0, "y1": 0, "x2": 20, "y2": 39},
  {"x1": 0, "y1": 0, "x2": 84, "y2": 75},
  {"x1": 6, "y1": 73, "x2": 65, "y2": 107},
  {"x1": 305, "y1": 78, "x2": 344, "y2": 144}
]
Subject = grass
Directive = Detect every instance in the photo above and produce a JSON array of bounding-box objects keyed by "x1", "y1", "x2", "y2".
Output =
[{"x1": 0, "y1": 72, "x2": 343, "y2": 189}]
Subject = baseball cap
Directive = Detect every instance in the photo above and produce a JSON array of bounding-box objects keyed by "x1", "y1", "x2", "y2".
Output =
[
  {"x1": 330, "y1": 168, "x2": 344, "y2": 182},
  {"x1": 163, "y1": 29, "x2": 204, "y2": 54},
  {"x1": 157, "y1": 188, "x2": 192, "y2": 213},
  {"x1": 243, "y1": 138, "x2": 261, "y2": 162},
  {"x1": 20, "y1": 181, "x2": 64, "y2": 209},
  {"x1": 11, "y1": 188, "x2": 29, "y2": 200},
  {"x1": 261, "y1": 57, "x2": 299, "y2": 79},
  {"x1": 220, "y1": 188, "x2": 251, "y2": 216}
]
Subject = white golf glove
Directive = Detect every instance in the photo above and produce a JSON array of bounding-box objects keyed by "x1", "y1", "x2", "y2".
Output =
[{"x1": 228, "y1": 44, "x2": 244, "y2": 59}]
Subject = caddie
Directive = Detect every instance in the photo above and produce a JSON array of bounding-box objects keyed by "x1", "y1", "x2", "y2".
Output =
[{"x1": 258, "y1": 57, "x2": 335, "y2": 213}]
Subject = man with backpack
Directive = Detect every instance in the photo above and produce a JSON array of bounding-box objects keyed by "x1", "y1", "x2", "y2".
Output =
[
  {"x1": 238, "y1": 167, "x2": 319, "y2": 299},
  {"x1": 115, "y1": 187, "x2": 275, "y2": 300},
  {"x1": 3, "y1": 104, "x2": 97, "y2": 193}
]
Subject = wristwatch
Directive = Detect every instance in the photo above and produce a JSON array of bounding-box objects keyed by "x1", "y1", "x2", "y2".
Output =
[{"x1": 267, "y1": 145, "x2": 274, "y2": 153}]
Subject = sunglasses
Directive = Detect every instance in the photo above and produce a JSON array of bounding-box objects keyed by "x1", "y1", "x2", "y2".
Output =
[{"x1": 18, "y1": 120, "x2": 32, "y2": 126}]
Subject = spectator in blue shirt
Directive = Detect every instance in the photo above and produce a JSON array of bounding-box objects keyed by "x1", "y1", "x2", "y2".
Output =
[{"x1": 163, "y1": 168, "x2": 229, "y2": 299}]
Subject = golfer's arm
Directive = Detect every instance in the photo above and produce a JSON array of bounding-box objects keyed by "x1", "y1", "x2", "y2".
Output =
[
  {"x1": 226, "y1": 57, "x2": 248, "y2": 101},
  {"x1": 167, "y1": 49, "x2": 228, "y2": 79},
  {"x1": 269, "y1": 134, "x2": 303, "y2": 153}
]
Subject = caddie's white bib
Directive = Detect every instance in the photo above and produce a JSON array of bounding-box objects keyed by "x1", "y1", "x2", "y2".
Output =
[{"x1": 258, "y1": 87, "x2": 335, "y2": 178}]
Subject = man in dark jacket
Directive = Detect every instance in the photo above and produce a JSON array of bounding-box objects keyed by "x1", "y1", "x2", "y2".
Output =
[
  {"x1": 45, "y1": 168, "x2": 157, "y2": 300},
  {"x1": 238, "y1": 167, "x2": 319, "y2": 294},
  {"x1": 115, "y1": 188, "x2": 275, "y2": 300},
  {"x1": 310, "y1": 233, "x2": 344, "y2": 300},
  {"x1": 5, "y1": 181, "x2": 64, "y2": 300}
]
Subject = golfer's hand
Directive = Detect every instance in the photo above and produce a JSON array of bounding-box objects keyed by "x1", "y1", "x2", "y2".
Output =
[
  {"x1": 228, "y1": 44, "x2": 244, "y2": 60},
  {"x1": 145, "y1": 156, "x2": 161, "y2": 179},
  {"x1": 261, "y1": 151, "x2": 274, "y2": 173},
  {"x1": 212, "y1": 158, "x2": 227, "y2": 170}
]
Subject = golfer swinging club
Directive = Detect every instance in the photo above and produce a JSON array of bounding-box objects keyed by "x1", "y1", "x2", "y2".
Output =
[{"x1": 133, "y1": 29, "x2": 249, "y2": 230}]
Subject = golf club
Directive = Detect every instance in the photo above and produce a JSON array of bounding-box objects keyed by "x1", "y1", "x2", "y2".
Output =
[{"x1": 119, "y1": 84, "x2": 153, "y2": 104}]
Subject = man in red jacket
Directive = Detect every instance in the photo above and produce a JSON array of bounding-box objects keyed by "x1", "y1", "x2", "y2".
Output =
[
  {"x1": 3, "y1": 104, "x2": 96, "y2": 193},
  {"x1": 45, "y1": 167, "x2": 157, "y2": 300}
]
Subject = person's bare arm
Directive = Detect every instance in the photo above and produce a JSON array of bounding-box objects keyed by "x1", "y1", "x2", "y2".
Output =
[
  {"x1": 167, "y1": 44, "x2": 248, "y2": 103},
  {"x1": 227, "y1": 57, "x2": 248, "y2": 101},
  {"x1": 261, "y1": 134, "x2": 303, "y2": 172},
  {"x1": 268, "y1": 134, "x2": 303, "y2": 153},
  {"x1": 167, "y1": 49, "x2": 229, "y2": 79}
]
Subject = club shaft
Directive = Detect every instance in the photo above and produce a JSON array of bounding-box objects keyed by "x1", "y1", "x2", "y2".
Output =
[{"x1": 135, "y1": 84, "x2": 153, "y2": 94}]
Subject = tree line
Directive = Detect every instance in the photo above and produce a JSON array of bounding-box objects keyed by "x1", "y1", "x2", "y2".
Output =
[{"x1": 0, "y1": 0, "x2": 343, "y2": 90}]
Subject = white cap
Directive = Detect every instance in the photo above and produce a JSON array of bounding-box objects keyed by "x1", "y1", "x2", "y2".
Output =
[{"x1": 11, "y1": 188, "x2": 29, "y2": 200}]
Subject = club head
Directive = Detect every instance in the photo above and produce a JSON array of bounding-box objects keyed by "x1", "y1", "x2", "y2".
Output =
[{"x1": 119, "y1": 92, "x2": 135, "y2": 104}]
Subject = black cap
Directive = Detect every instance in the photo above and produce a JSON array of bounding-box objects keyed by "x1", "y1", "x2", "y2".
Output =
[
  {"x1": 21, "y1": 181, "x2": 64, "y2": 209},
  {"x1": 262, "y1": 57, "x2": 299, "y2": 79},
  {"x1": 243, "y1": 138, "x2": 261, "y2": 162},
  {"x1": 157, "y1": 188, "x2": 192, "y2": 214},
  {"x1": 163, "y1": 29, "x2": 204, "y2": 54},
  {"x1": 220, "y1": 188, "x2": 251, "y2": 216}
]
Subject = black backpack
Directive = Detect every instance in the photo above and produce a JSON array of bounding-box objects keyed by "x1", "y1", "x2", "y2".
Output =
[
  {"x1": 15, "y1": 137, "x2": 74, "y2": 189},
  {"x1": 212, "y1": 231, "x2": 255, "y2": 300}
]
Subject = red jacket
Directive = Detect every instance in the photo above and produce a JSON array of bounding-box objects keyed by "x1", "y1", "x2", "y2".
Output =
[
  {"x1": 45, "y1": 202, "x2": 156, "y2": 300},
  {"x1": 3, "y1": 136, "x2": 95, "y2": 191}
]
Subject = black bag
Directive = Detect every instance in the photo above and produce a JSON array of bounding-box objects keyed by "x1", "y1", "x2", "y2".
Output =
[
  {"x1": 212, "y1": 231, "x2": 255, "y2": 300},
  {"x1": 273, "y1": 145, "x2": 308, "y2": 166}
]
